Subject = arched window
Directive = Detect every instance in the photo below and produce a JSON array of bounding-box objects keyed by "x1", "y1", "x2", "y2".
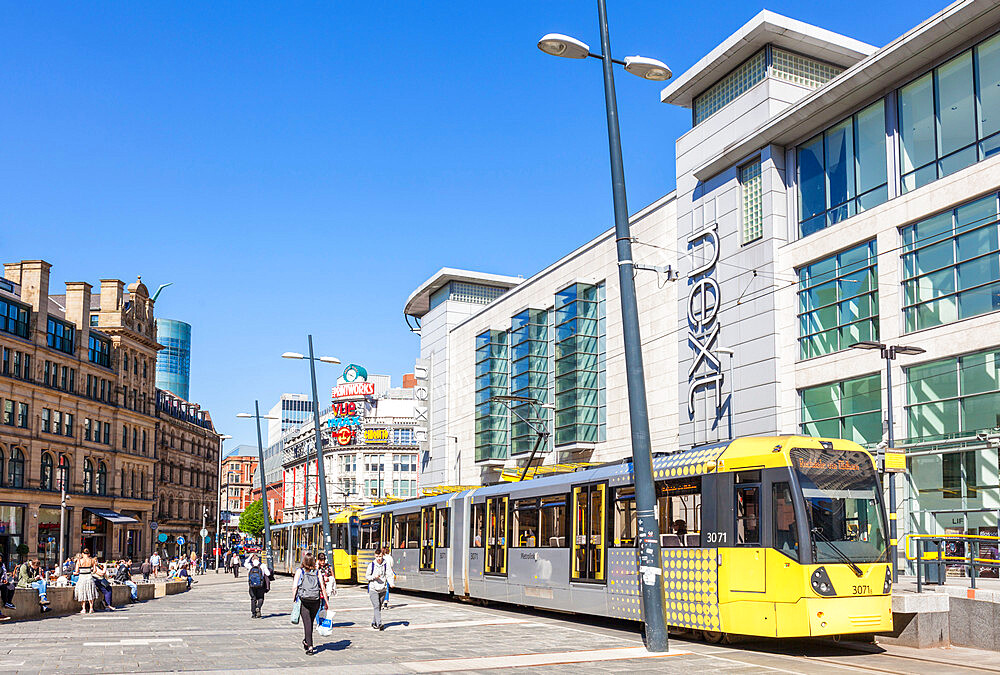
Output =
[
  {"x1": 57, "y1": 454, "x2": 69, "y2": 491},
  {"x1": 97, "y1": 462, "x2": 107, "y2": 496},
  {"x1": 40, "y1": 452, "x2": 53, "y2": 491},
  {"x1": 8, "y1": 448, "x2": 25, "y2": 488},
  {"x1": 83, "y1": 458, "x2": 94, "y2": 494}
]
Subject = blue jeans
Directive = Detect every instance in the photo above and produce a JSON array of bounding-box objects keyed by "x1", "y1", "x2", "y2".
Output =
[
  {"x1": 30, "y1": 579, "x2": 47, "y2": 602},
  {"x1": 123, "y1": 580, "x2": 138, "y2": 599}
]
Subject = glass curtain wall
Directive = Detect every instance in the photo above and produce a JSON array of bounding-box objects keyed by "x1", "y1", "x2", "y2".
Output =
[
  {"x1": 800, "y1": 374, "x2": 882, "y2": 445},
  {"x1": 474, "y1": 329, "x2": 509, "y2": 462},
  {"x1": 905, "y1": 348, "x2": 1000, "y2": 442},
  {"x1": 901, "y1": 192, "x2": 1000, "y2": 332},
  {"x1": 510, "y1": 309, "x2": 550, "y2": 456},
  {"x1": 899, "y1": 33, "x2": 1000, "y2": 193},
  {"x1": 554, "y1": 283, "x2": 606, "y2": 446},
  {"x1": 798, "y1": 240, "x2": 879, "y2": 359},
  {"x1": 797, "y1": 100, "x2": 887, "y2": 237}
]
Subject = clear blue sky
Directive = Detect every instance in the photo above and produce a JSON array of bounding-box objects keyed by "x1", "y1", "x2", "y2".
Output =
[{"x1": 1, "y1": 1, "x2": 944, "y2": 449}]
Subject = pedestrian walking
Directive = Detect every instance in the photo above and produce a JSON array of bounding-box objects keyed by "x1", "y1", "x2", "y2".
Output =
[
  {"x1": 74, "y1": 549, "x2": 100, "y2": 614},
  {"x1": 140, "y1": 558, "x2": 152, "y2": 582},
  {"x1": 366, "y1": 548, "x2": 390, "y2": 630},
  {"x1": 230, "y1": 551, "x2": 241, "y2": 578},
  {"x1": 381, "y1": 546, "x2": 395, "y2": 610},
  {"x1": 150, "y1": 552, "x2": 161, "y2": 578},
  {"x1": 292, "y1": 552, "x2": 327, "y2": 655},
  {"x1": 245, "y1": 552, "x2": 271, "y2": 618}
]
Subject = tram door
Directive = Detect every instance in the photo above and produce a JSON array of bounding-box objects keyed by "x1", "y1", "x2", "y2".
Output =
[
  {"x1": 380, "y1": 513, "x2": 392, "y2": 550},
  {"x1": 484, "y1": 496, "x2": 508, "y2": 575},
  {"x1": 572, "y1": 484, "x2": 606, "y2": 581},
  {"x1": 420, "y1": 506, "x2": 436, "y2": 571}
]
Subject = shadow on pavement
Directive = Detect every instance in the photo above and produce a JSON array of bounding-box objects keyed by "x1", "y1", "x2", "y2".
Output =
[{"x1": 315, "y1": 640, "x2": 350, "y2": 653}]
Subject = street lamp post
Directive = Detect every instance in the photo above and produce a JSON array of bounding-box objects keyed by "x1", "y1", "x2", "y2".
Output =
[
  {"x1": 215, "y1": 434, "x2": 232, "y2": 573},
  {"x1": 849, "y1": 340, "x2": 926, "y2": 582},
  {"x1": 236, "y1": 406, "x2": 280, "y2": 571},
  {"x1": 538, "y1": 0, "x2": 672, "y2": 652},
  {"x1": 282, "y1": 336, "x2": 340, "y2": 565}
]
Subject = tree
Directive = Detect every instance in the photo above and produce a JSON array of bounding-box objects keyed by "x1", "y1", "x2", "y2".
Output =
[{"x1": 238, "y1": 498, "x2": 264, "y2": 539}]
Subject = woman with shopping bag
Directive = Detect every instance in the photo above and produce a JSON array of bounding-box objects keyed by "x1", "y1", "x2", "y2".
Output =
[
  {"x1": 290, "y1": 553, "x2": 328, "y2": 655},
  {"x1": 315, "y1": 553, "x2": 337, "y2": 637}
]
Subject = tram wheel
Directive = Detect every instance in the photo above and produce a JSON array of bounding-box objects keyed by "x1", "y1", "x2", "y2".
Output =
[{"x1": 702, "y1": 630, "x2": 724, "y2": 644}]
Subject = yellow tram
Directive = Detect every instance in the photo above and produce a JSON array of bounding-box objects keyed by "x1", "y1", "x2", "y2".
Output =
[
  {"x1": 270, "y1": 506, "x2": 362, "y2": 581},
  {"x1": 355, "y1": 436, "x2": 894, "y2": 640}
]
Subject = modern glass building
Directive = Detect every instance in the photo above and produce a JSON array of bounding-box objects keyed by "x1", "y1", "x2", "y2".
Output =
[{"x1": 155, "y1": 319, "x2": 191, "y2": 401}]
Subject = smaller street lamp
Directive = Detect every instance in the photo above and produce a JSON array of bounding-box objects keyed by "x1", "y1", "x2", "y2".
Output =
[
  {"x1": 849, "y1": 340, "x2": 927, "y2": 581},
  {"x1": 236, "y1": 407, "x2": 280, "y2": 570}
]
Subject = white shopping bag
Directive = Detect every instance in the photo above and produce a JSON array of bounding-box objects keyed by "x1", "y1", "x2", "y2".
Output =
[{"x1": 316, "y1": 607, "x2": 335, "y2": 637}]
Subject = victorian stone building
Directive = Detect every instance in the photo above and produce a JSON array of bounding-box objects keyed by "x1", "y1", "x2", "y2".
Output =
[
  {"x1": 153, "y1": 388, "x2": 220, "y2": 558},
  {"x1": 0, "y1": 259, "x2": 222, "y2": 567}
]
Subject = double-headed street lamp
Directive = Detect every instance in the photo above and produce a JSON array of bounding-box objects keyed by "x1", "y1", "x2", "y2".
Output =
[
  {"x1": 282, "y1": 336, "x2": 340, "y2": 566},
  {"x1": 215, "y1": 434, "x2": 232, "y2": 573},
  {"x1": 538, "y1": 0, "x2": 672, "y2": 652},
  {"x1": 849, "y1": 340, "x2": 926, "y2": 582},
  {"x1": 236, "y1": 405, "x2": 279, "y2": 571}
]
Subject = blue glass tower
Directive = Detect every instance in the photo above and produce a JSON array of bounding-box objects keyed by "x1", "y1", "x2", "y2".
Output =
[{"x1": 156, "y1": 319, "x2": 191, "y2": 400}]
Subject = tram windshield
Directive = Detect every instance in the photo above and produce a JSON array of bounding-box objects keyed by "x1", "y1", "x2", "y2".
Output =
[{"x1": 791, "y1": 447, "x2": 888, "y2": 564}]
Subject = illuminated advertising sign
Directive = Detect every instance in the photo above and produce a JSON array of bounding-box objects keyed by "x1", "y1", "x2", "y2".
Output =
[
  {"x1": 331, "y1": 381, "x2": 375, "y2": 400},
  {"x1": 335, "y1": 427, "x2": 354, "y2": 446},
  {"x1": 364, "y1": 428, "x2": 390, "y2": 444}
]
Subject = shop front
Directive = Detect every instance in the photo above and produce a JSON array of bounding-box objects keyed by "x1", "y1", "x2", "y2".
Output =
[
  {"x1": 0, "y1": 504, "x2": 25, "y2": 566},
  {"x1": 117, "y1": 511, "x2": 145, "y2": 561},
  {"x1": 82, "y1": 508, "x2": 139, "y2": 560},
  {"x1": 905, "y1": 444, "x2": 1000, "y2": 577},
  {"x1": 36, "y1": 506, "x2": 72, "y2": 568}
]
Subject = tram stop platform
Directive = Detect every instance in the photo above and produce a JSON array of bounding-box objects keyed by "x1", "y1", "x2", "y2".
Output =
[{"x1": 882, "y1": 576, "x2": 1000, "y2": 651}]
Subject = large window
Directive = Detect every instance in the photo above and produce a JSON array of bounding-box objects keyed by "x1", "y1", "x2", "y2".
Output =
[
  {"x1": 7, "y1": 448, "x2": 24, "y2": 488},
  {"x1": 554, "y1": 282, "x2": 606, "y2": 446},
  {"x1": 88, "y1": 335, "x2": 111, "y2": 367},
  {"x1": 800, "y1": 374, "x2": 882, "y2": 445},
  {"x1": 40, "y1": 452, "x2": 53, "y2": 491},
  {"x1": 740, "y1": 160, "x2": 763, "y2": 243},
  {"x1": 899, "y1": 33, "x2": 1000, "y2": 193},
  {"x1": 474, "y1": 329, "x2": 509, "y2": 462},
  {"x1": 0, "y1": 299, "x2": 29, "y2": 339},
  {"x1": 694, "y1": 49, "x2": 766, "y2": 125},
  {"x1": 510, "y1": 309, "x2": 550, "y2": 455},
  {"x1": 512, "y1": 498, "x2": 539, "y2": 547},
  {"x1": 83, "y1": 459, "x2": 94, "y2": 494},
  {"x1": 906, "y1": 348, "x2": 1000, "y2": 442},
  {"x1": 798, "y1": 240, "x2": 879, "y2": 359},
  {"x1": 798, "y1": 100, "x2": 887, "y2": 237},
  {"x1": 901, "y1": 192, "x2": 999, "y2": 332},
  {"x1": 46, "y1": 317, "x2": 75, "y2": 354},
  {"x1": 613, "y1": 487, "x2": 637, "y2": 547}
]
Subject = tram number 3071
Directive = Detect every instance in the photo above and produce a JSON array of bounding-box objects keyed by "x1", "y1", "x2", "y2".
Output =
[
  {"x1": 705, "y1": 531, "x2": 727, "y2": 543},
  {"x1": 852, "y1": 584, "x2": 872, "y2": 595}
]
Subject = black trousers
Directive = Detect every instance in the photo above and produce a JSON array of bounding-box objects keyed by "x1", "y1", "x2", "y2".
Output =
[
  {"x1": 95, "y1": 579, "x2": 113, "y2": 607},
  {"x1": 0, "y1": 584, "x2": 14, "y2": 606},
  {"x1": 231, "y1": 565, "x2": 239, "y2": 578},
  {"x1": 249, "y1": 587, "x2": 265, "y2": 616},
  {"x1": 299, "y1": 597, "x2": 321, "y2": 649}
]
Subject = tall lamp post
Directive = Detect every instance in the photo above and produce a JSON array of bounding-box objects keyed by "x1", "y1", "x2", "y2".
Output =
[
  {"x1": 849, "y1": 340, "x2": 926, "y2": 582},
  {"x1": 537, "y1": 0, "x2": 672, "y2": 652},
  {"x1": 236, "y1": 405, "x2": 279, "y2": 571},
  {"x1": 282, "y1": 336, "x2": 340, "y2": 566},
  {"x1": 215, "y1": 434, "x2": 232, "y2": 572}
]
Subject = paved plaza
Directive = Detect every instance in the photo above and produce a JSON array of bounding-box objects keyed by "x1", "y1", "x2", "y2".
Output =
[{"x1": 1, "y1": 573, "x2": 998, "y2": 674}]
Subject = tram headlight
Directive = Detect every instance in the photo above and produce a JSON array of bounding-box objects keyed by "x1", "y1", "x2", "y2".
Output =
[
  {"x1": 810, "y1": 566, "x2": 837, "y2": 597},
  {"x1": 883, "y1": 565, "x2": 892, "y2": 595}
]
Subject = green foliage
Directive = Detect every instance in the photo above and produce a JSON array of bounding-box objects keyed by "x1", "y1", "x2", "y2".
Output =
[{"x1": 238, "y1": 498, "x2": 264, "y2": 538}]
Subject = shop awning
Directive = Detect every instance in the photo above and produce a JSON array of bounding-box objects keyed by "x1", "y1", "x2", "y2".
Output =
[{"x1": 84, "y1": 507, "x2": 139, "y2": 524}]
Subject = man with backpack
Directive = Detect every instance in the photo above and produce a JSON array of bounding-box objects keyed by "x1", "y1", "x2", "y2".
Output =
[
  {"x1": 245, "y1": 552, "x2": 270, "y2": 618},
  {"x1": 366, "y1": 548, "x2": 390, "y2": 630}
]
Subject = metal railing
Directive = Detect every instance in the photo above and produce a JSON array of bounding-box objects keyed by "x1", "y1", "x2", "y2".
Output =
[{"x1": 903, "y1": 533, "x2": 1000, "y2": 592}]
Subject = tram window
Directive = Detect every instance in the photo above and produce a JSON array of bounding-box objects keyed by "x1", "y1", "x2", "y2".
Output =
[
  {"x1": 436, "y1": 508, "x2": 450, "y2": 548},
  {"x1": 613, "y1": 487, "x2": 636, "y2": 547},
  {"x1": 773, "y1": 482, "x2": 799, "y2": 560},
  {"x1": 513, "y1": 499, "x2": 539, "y2": 547},
  {"x1": 736, "y1": 485, "x2": 760, "y2": 545},
  {"x1": 393, "y1": 517, "x2": 406, "y2": 549},
  {"x1": 405, "y1": 513, "x2": 420, "y2": 549},
  {"x1": 471, "y1": 503, "x2": 485, "y2": 547},
  {"x1": 736, "y1": 470, "x2": 761, "y2": 483},
  {"x1": 539, "y1": 495, "x2": 567, "y2": 547},
  {"x1": 656, "y1": 479, "x2": 702, "y2": 546}
]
